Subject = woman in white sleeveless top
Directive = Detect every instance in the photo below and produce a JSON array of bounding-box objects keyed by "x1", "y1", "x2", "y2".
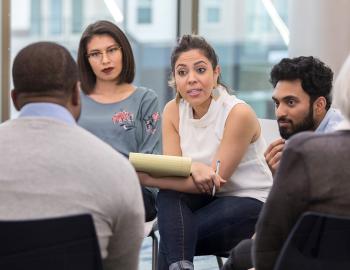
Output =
[{"x1": 139, "y1": 35, "x2": 272, "y2": 270}]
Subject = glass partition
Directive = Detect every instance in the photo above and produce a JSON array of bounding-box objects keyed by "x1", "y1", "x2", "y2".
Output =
[
  {"x1": 199, "y1": 0, "x2": 289, "y2": 118},
  {"x1": 10, "y1": 0, "x2": 177, "y2": 118}
]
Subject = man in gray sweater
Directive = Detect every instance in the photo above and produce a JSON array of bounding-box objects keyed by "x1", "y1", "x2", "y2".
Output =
[{"x1": 0, "y1": 41, "x2": 144, "y2": 270}]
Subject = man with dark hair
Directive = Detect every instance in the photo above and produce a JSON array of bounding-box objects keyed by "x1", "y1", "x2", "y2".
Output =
[
  {"x1": 222, "y1": 56, "x2": 344, "y2": 270},
  {"x1": 0, "y1": 42, "x2": 144, "y2": 270},
  {"x1": 265, "y1": 56, "x2": 343, "y2": 174}
]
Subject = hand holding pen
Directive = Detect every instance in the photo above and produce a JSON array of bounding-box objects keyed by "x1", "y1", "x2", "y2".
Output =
[{"x1": 190, "y1": 161, "x2": 225, "y2": 195}]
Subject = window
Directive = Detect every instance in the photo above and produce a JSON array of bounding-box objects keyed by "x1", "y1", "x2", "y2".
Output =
[
  {"x1": 207, "y1": 7, "x2": 220, "y2": 23},
  {"x1": 202, "y1": 0, "x2": 221, "y2": 24},
  {"x1": 137, "y1": 0, "x2": 152, "y2": 24},
  {"x1": 199, "y1": 0, "x2": 288, "y2": 118},
  {"x1": 30, "y1": 0, "x2": 41, "y2": 35},
  {"x1": 10, "y1": 0, "x2": 177, "y2": 119},
  {"x1": 49, "y1": 0, "x2": 62, "y2": 35},
  {"x1": 72, "y1": 0, "x2": 83, "y2": 33}
]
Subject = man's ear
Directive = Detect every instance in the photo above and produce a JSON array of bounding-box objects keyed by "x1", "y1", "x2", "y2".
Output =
[
  {"x1": 313, "y1": 96, "x2": 327, "y2": 115},
  {"x1": 71, "y1": 82, "x2": 80, "y2": 106},
  {"x1": 10, "y1": 89, "x2": 21, "y2": 111},
  {"x1": 68, "y1": 82, "x2": 82, "y2": 121}
]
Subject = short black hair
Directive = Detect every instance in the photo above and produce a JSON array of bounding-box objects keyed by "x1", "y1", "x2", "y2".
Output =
[
  {"x1": 270, "y1": 56, "x2": 334, "y2": 110},
  {"x1": 77, "y1": 20, "x2": 135, "y2": 94},
  {"x1": 12, "y1": 41, "x2": 77, "y2": 99}
]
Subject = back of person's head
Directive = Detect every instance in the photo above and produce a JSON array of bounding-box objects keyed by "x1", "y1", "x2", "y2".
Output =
[
  {"x1": 77, "y1": 20, "x2": 135, "y2": 94},
  {"x1": 270, "y1": 56, "x2": 334, "y2": 110},
  {"x1": 12, "y1": 41, "x2": 78, "y2": 110},
  {"x1": 333, "y1": 54, "x2": 350, "y2": 121}
]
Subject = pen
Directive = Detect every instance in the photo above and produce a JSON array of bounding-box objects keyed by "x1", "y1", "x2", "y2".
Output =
[{"x1": 212, "y1": 160, "x2": 220, "y2": 196}]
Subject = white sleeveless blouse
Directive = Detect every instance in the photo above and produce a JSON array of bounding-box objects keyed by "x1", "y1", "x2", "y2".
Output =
[{"x1": 179, "y1": 86, "x2": 272, "y2": 202}]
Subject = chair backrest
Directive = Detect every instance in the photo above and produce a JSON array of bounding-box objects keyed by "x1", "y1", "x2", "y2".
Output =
[
  {"x1": 0, "y1": 213, "x2": 103, "y2": 270},
  {"x1": 258, "y1": 118, "x2": 280, "y2": 146},
  {"x1": 274, "y1": 211, "x2": 350, "y2": 270}
]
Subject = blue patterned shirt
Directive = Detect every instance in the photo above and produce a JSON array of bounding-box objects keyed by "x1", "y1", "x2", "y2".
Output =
[{"x1": 78, "y1": 87, "x2": 161, "y2": 158}]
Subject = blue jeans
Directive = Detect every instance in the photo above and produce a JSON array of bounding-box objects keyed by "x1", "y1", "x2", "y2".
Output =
[{"x1": 156, "y1": 190, "x2": 262, "y2": 270}]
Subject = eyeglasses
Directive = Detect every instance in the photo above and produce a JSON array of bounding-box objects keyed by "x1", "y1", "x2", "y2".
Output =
[{"x1": 86, "y1": 45, "x2": 121, "y2": 62}]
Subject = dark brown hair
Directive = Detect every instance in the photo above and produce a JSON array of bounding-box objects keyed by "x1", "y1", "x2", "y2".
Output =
[
  {"x1": 12, "y1": 41, "x2": 77, "y2": 99},
  {"x1": 77, "y1": 20, "x2": 135, "y2": 94},
  {"x1": 169, "y1": 34, "x2": 223, "y2": 92},
  {"x1": 169, "y1": 35, "x2": 224, "y2": 101}
]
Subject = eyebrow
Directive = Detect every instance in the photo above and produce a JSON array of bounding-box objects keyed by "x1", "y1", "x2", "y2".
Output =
[
  {"x1": 88, "y1": 44, "x2": 119, "y2": 53},
  {"x1": 175, "y1": 60, "x2": 208, "y2": 69},
  {"x1": 193, "y1": 60, "x2": 208, "y2": 66},
  {"x1": 175, "y1": 64, "x2": 186, "y2": 69},
  {"x1": 272, "y1": 95, "x2": 299, "y2": 102}
]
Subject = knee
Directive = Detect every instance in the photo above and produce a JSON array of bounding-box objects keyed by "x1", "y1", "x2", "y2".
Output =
[{"x1": 156, "y1": 190, "x2": 189, "y2": 216}]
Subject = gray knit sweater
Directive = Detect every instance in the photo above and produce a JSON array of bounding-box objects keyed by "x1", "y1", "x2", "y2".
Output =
[{"x1": 0, "y1": 117, "x2": 144, "y2": 270}]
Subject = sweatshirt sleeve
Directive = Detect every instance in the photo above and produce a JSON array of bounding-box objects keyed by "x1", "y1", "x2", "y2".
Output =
[
  {"x1": 103, "y1": 160, "x2": 145, "y2": 270},
  {"x1": 253, "y1": 140, "x2": 310, "y2": 270}
]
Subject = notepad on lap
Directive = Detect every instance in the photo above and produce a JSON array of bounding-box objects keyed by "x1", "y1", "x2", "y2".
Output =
[{"x1": 129, "y1": 153, "x2": 192, "y2": 177}]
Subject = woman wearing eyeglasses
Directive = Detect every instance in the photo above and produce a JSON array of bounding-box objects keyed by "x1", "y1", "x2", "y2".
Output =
[{"x1": 77, "y1": 20, "x2": 160, "y2": 223}]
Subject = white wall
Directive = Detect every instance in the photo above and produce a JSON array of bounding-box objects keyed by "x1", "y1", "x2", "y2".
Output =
[{"x1": 288, "y1": 0, "x2": 350, "y2": 76}]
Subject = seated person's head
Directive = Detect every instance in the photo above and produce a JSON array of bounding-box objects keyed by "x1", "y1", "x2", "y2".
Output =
[
  {"x1": 333, "y1": 54, "x2": 350, "y2": 122},
  {"x1": 169, "y1": 34, "x2": 222, "y2": 105},
  {"x1": 11, "y1": 41, "x2": 80, "y2": 120},
  {"x1": 77, "y1": 20, "x2": 135, "y2": 94},
  {"x1": 270, "y1": 56, "x2": 333, "y2": 139}
]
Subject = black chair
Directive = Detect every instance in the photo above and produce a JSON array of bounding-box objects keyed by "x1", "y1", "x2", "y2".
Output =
[
  {"x1": 274, "y1": 211, "x2": 350, "y2": 270},
  {"x1": 0, "y1": 213, "x2": 103, "y2": 270}
]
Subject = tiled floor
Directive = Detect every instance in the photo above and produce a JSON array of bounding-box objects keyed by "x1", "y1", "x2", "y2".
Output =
[{"x1": 139, "y1": 234, "x2": 226, "y2": 270}]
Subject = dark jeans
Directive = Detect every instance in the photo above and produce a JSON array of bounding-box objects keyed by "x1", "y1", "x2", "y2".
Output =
[
  {"x1": 142, "y1": 186, "x2": 158, "y2": 222},
  {"x1": 156, "y1": 190, "x2": 262, "y2": 270}
]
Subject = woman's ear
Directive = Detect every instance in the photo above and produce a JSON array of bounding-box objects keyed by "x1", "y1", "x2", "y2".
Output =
[
  {"x1": 67, "y1": 82, "x2": 82, "y2": 121},
  {"x1": 214, "y1": 65, "x2": 221, "y2": 85},
  {"x1": 175, "y1": 91, "x2": 182, "y2": 103},
  {"x1": 71, "y1": 82, "x2": 81, "y2": 106}
]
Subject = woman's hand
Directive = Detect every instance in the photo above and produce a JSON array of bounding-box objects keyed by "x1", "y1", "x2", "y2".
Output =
[
  {"x1": 137, "y1": 172, "x2": 151, "y2": 186},
  {"x1": 191, "y1": 162, "x2": 226, "y2": 195}
]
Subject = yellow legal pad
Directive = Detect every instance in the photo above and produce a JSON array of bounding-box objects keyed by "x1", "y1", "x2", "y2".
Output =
[{"x1": 129, "y1": 152, "x2": 192, "y2": 178}]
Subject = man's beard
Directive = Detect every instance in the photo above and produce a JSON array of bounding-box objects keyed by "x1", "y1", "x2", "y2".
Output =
[{"x1": 278, "y1": 107, "x2": 317, "y2": 139}]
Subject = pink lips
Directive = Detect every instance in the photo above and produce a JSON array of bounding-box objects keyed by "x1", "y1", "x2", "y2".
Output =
[
  {"x1": 187, "y1": 89, "x2": 201, "y2": 97},
  {"x1": 102, "y1": 67, "x2": 114, "y2": 74}
]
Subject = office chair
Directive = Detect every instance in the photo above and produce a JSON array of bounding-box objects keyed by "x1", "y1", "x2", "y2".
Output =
[
  {"x1": 0, "y1": 213, "x2": 103, "y2": 270},
  {"x1": 274, "y1": 211, "x2": 350, "y2": 270}
]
